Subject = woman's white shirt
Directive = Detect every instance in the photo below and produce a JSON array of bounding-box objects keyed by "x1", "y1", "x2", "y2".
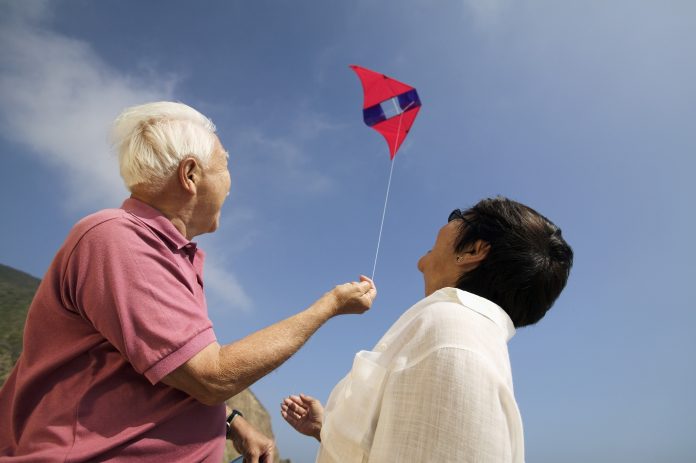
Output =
[{"x1": 317, "y1": 287, "x2": 524, "y2": 463}]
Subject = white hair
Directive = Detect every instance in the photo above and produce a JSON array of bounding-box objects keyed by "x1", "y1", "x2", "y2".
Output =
[{"x1": 111, "y1": 101, "x2": 217, "y2": 192}]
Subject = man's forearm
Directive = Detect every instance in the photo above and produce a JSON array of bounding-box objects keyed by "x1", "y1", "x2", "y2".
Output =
[
  {"x1": 213, "y1": 295, "x2": 336, "y2": 398},
  {"x1": 163, "y1": 278, "x2": 375, "y2": 405}
]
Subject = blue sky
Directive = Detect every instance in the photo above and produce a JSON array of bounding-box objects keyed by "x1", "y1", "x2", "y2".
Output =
[{"x1": 1, "y1": 1, "x2": 695, "y2": 461}]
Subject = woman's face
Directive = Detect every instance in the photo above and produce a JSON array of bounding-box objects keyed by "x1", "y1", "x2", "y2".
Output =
[{"x1": 417, "y1": 219, "x2": 463, "y2": 296}]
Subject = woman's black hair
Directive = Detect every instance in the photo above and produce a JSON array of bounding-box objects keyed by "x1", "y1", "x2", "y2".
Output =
[{"x1": 454, "y1": 197, "x2": 573, "y2": 327}]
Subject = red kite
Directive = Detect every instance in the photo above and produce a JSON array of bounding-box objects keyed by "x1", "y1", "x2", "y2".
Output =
[{"x1": 350, "y1": 65, "x2": 422, "y2": 159}]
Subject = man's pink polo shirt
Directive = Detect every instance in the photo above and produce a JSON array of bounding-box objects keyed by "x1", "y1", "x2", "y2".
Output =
[{"x1": 0, "y1": 198, "x2": 225, "y2": 462}]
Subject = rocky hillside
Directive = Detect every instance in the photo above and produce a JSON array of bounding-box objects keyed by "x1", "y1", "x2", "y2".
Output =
[{"x1": 0, "y1": 263, "x2": 288, "y2": 463}]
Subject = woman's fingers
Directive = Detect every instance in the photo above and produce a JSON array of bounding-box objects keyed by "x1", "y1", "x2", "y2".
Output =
[{"x1": 281, "y1": 397, "x2": 307, "y2": 420}]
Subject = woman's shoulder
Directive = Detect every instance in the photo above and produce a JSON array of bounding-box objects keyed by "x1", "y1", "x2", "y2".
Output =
[
  {"x1": 392, "y1": 289, "x2": 503, "y2": 353},
  {"x1": 417, "y1": 288, "x2": 480, "y2": 325}
]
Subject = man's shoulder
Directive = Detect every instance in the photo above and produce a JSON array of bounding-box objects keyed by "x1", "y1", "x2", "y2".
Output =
[
  {"x1": 75, "y1": 207, "x2": 127, "y2": 227},
  {"x1": 67, "y1": 207, "x2": 151, "y2": 246}
]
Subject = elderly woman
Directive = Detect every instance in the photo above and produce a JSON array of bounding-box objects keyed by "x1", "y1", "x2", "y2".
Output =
[{"x1": 281, "y1": 197, "x2": 573, "y2": 463}]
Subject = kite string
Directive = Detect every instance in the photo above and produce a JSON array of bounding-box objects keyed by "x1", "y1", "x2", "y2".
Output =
[
  {"x1": 371, "y1": 155, "x2": 396, "y2": 281},
  {"x1": 371, "y1": 102, "x2": 410, "y2": 281}
]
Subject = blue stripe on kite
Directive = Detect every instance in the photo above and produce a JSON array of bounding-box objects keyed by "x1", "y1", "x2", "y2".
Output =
[
  {"x1": 362, "y1": 89, "x2": 421, "y2": 127},
  {"x1": 398, "y1": 89, "x2": 421, "y2": 111},
  {"x1": 363, "y1": 105, "x2": 386, "y2": 126}
]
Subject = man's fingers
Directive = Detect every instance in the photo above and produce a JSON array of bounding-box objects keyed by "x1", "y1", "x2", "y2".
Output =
[
  {"x1": 356, "y1": 276, "x2": 377, "y2": 303},
  {"x1": 359, "y1": 274, "x2": 375, "y2": 289},
  {"x1": 265, "y1": 444, "x2": 276, "y2": 461},
  {"x1": 347, "y1": 278, "x2": 371, "y2": 292}
]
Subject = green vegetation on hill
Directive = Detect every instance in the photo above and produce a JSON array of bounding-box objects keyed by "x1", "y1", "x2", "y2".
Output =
[{"x1": 0, "y1": 263, "x2": 41, "y2": 383}]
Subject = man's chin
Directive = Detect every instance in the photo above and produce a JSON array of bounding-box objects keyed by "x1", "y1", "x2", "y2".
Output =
[{"x1": 207, "y1": 215, "x2": 221, "y2": 233}]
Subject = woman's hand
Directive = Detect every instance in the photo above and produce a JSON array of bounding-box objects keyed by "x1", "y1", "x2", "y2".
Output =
[{"x1": 281, "y1": 394, "x2": 325, "y2": 442}]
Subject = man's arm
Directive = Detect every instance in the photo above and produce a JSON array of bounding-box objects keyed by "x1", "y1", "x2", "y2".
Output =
[{"x1": 162, "y1": 277, "x2": 376, "y2": 405}]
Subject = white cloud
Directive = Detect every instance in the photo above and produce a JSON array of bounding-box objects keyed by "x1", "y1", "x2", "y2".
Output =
[
  {"x1": 203, "y1": 260, "x2": 252, "y2": 312},
  {"x1": 0, "y1": 2, "x2": 252, "y2": 311},
  {"x1": 0, "y1": 8, "x2": 171, "y2": 208}
]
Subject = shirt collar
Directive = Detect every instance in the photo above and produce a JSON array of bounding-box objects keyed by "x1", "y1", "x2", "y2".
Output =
[
  {"x1": 120, "y1": 197, "x2": 197, "y2": 256},
  {"x1": 435, "y1": 287, "x2": 516, "y2": 342}
]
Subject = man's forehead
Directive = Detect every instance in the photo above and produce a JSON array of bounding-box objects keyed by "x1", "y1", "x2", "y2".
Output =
[
  {"x1": 216, "y1": 148, "x2": 229, "y2": 165},
  {"x1": 214, "y1": 135, "x2": 229, "y2": 159}
]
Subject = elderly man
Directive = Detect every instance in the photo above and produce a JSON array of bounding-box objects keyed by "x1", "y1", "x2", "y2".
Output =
[{"x1": 0, "y1": 102, "x2": 377, "y2": 462}]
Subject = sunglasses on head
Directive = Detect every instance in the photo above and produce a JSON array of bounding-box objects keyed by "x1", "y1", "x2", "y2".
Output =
[
  {"x1": 448, "y1": 209, "x2": 465, "y2": 222},
  {"x1": 448, "y1": 209, "x2": 476, "y2": 229}
]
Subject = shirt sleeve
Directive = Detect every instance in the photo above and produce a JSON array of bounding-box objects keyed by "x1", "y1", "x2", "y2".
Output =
[
  {"x1": 62, "y1": 218, "x2": 216, "y2": 384},
  {"x1": 367, "y1": 347, "x2": 519, "y2": 463},
  {"x1": 318, "y1": 351, "x2": 388, "y2": 462}
]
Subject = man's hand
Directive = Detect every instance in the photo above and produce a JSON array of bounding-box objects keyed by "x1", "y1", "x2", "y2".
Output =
[
  {"x1": 281, "y1": 394, "x2": 324, "y2": 442},
  {"x1": 229, "y1": 416, "x2": 276, "y2": 463},
  {"x1": 328, "y1": 275, "x2": 377, "y2": 316}
]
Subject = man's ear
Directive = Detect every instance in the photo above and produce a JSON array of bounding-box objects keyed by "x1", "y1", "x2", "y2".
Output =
[
  {"x1": 456, "y1": 240, "x2": 491, "y2": 271},
  {"x1": 178, "y1": 157, "x2": 200, "y2": 195}
]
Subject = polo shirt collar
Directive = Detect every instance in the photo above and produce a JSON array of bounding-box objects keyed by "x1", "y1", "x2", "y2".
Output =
[
  {"x1": 121, "y1": 197, "x2": 196, "y2": 255},
  {"x1": 437, "y1": 287, "x2": 516, "y2": 342}
]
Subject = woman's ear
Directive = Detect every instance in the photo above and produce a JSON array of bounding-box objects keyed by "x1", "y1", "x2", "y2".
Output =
[{"x1": 456, "y1": 240, "x2": 490, "y2": 270}]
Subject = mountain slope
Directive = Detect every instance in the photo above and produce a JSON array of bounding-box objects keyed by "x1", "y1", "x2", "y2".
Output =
[{"x1": 0, "y1": 263, "x2": 40, "y2": 383}]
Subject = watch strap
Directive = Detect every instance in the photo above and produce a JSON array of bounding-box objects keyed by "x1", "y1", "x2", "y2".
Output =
[{"x1": 225, "y1": 409, "x2": 244, "y2": 440}]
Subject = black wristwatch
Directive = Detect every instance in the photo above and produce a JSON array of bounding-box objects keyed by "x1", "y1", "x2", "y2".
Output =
[{"x1": 225, "y1": 409, "x2": 244, "y2": 440}]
